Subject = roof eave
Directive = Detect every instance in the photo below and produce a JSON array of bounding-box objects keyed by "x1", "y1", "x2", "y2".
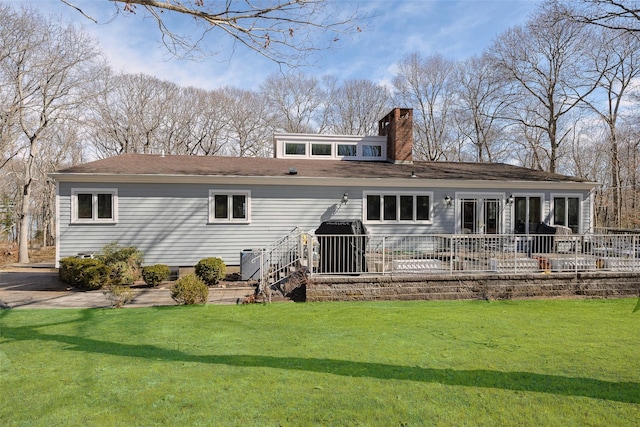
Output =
[{"x1": 49, "y1": 172, "x2": 599, "y2": 190}]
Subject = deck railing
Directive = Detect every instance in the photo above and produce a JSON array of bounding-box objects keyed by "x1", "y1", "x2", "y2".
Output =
[{"x1": 302, "y1": 233, "x2": 640, "y2": 276}]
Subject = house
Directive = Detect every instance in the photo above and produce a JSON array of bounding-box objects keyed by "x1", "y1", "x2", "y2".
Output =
[{"x1": 51, "y1": 108, "x2": 597, "y2": 268}]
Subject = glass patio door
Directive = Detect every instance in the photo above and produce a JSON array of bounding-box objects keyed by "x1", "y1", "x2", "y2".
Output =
[
  {"x1": 484, "y1": 199, "x2": 500, "y2": 234},
  {"x1": 460, "y1": 197, "x2": 501, "y2": 234},
  {"x1": 461, "y1": 199, "x2": 477, "y2": 233}
]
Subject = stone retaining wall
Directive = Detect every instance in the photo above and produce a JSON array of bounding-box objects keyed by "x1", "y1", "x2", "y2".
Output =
[{"x1": 306, "y1": 272, "x2": 640, "y2": 302}]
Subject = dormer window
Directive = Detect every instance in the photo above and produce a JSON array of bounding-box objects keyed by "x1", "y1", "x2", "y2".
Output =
[
  {"x1": 275, "y1": 134, "x2": 387, "y2": 161},
  {"x1": 362, "y1": 145, "x2": 382, "y2": 158},
  {"x1": 311, "y1": 143, "x2": 332, "y2": 156},
  {"x1": 285, "y1": 143, "x2": 306, "y2": 155},
  {"x1": 337, "y1": 144, "x2": 357, "y2": 157}
]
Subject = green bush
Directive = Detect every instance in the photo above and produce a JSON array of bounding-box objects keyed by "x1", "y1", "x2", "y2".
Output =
[
  {"x1": 142, "y1": 264, "x2": 171, "y2": 287},
  {"x1": 95, "y1": 242, "x2": 144, "y2": 285},
  {"x1": 59, "y1": 257, "x2": 111, "y2": 290},
  {"x1": 95, "y1": 242, "x2": 144, "y2": 267},
  {"x1": 194, "y1": 257, "x2": 226, "y2": 286},
  {"x1": 171, "y1": 273, "x2": 209, "y2": 305}
]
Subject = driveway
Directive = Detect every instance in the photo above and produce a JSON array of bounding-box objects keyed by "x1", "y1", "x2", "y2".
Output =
[{"x1": 0, "y1": 266, "x2": 256, "y2": 309}]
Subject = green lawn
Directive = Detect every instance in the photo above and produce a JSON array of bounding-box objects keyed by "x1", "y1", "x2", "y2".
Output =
[{"x1": 1, "y1": 299, "x2": 639, "y2": 426}]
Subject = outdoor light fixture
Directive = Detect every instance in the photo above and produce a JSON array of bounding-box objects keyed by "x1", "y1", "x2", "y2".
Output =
[
  {"x1": 507, "y1": 194, "x2": 515, "y2": 205},
  {"x1": 443, "y1": 195, "x2": 452, "y2": 207},
  {"x1": 341, "y1": 192, "x2": 349, "y2": 204}
]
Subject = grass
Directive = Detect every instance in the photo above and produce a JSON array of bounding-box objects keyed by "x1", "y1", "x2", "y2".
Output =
[{"x1": 1, "y1": 298, "x2": 639, "y2": 426}]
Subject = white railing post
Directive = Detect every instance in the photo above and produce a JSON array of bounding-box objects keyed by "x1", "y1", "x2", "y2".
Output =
[
  {"x1": 382, "y1": 236, "x2": 386, "y2": 274},
  {"x1": 449, "y1": 236, "x2": 454, "y2": 275},
  {"x1": 574, "y1": 234, "x2": 578, "y2": 274},
  {"x1": 306, "y1": 233, "x2": 313, "y2": 277}
]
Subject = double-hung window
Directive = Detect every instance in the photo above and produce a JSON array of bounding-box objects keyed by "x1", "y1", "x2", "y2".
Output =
[
  {"x1": 71, "y1": 189, "x2": 118, "y2": 223},
  {"x1": 365, "y1": 192, "x2": 432, "y2": 223},
  {"x1": 209, "y1": 190, "x2": 251, "y2": 223}
]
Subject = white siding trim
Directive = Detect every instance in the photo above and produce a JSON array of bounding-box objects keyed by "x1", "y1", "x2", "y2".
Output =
[{"x1": 55, "y1": 181, "x2": 60, "y2": 267}]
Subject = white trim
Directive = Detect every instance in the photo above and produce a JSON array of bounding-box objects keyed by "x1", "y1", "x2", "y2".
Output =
[
  {"x1": 55, "y1": 181, "x2": 60, "y2": 267},
  {"x1": 589, "y1": 190, "x2": 595, "y2": 233},
  {"x1": 363, "y1": 190, "x2": 434, "y2": 224},
  {"x1": 70, "y1": 188, "x2": 118, "y2": 224},
  {"x1": 208, "y1": 189, "x2": 251, "y2": 224}
]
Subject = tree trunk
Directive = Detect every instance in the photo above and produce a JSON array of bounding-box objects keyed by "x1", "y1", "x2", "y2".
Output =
[{"x1": 18, "y1": 181, "x2": 30, "y2": 263}]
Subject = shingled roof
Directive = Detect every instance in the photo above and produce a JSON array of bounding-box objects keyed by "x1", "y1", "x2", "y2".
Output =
[{"x1": 55, "y1": 153, "x2": 591, "y2": 183}]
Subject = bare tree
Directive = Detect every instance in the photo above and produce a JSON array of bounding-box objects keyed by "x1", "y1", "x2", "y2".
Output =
[
  {"x1": 221, "y1": 87, "x2": 272, "y2": 157},
  {"x1": 393, "y1": 52, "x2": 459, "y2": 161},
  {"x1": 324, "y1": 78, "x2": 391, "y2": 135},
  {"x1": 61, "y1": 0, "x2": 365, "y2": 65},
  {"x1": 489, "y1": 1, "x2": 602, "y2": 173},
  {"x1": 87, "y1": 72, "x2": 180, "y2": 157},
  {"x1": 454, "y1": 54, "x2": 514, "y2": 162},
  {"x1": 581, "y1": 29, "x2": 640, "y2": 226},
  {"x1": 0, "y1": 6, "x2": 100, "y2": 262},
  {"x1": 165, "y1": 87, "x2": 228, "y2": 156},
  {"x1": 260, "y1": 72, "x2": 327, "y2": 133},
  {"x1": 568, "y1": 0, "x2": 640, "y2": 32}
]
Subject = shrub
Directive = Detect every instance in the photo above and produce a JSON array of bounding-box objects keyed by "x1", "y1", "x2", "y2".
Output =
[
  {"x1": 59, "y1": 257, "x2": 111, "y2": 290},
  {"x1": 103, "y1": 284, "x2": 134, "y2": 308},
  {"x1": 96, "y1": 241, "x2": 144, "y2": 267},
  {"x1": 142, "y1": 264, "x2": 171, "y2": 287},
  {"x1": 194, "y1": 257, "x2": 226, "y2": 286},
  {"x1": 95, "y1": 242, "x2": 144, "y2": 285},
  {"x1": 171, "y1": 273, "x2": 209, "y2": 305},
  {"x1": 109, "y1": 261, "x2": 140, "y2": 286}
]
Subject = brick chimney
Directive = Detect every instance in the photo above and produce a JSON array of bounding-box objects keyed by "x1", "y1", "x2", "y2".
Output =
[{"x1": 379, "y1": 108, "x2": 413, "y2": 164}]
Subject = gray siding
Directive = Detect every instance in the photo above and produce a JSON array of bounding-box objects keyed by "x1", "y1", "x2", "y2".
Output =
[{"x1": 58, "y1": 182, "x2": 593, "y2": 266}]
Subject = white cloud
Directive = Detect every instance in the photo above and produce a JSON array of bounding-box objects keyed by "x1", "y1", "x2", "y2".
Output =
[{"x1": 19, "y1": 0, "x2": 543, "y2": 91}]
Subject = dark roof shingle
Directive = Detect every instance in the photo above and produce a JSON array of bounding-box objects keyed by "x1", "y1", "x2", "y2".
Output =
[{"x1": 55, "y1": 153, "x2": 590, "y2": 183}]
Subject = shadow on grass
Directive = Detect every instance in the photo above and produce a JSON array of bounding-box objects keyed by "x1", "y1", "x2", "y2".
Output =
[{"x1": 1, "y1": 310, "x2": 637, "y2": 405}]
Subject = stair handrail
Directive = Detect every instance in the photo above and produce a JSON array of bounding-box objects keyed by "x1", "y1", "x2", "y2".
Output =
[{"x1": 257, "y1": 227, "x2": 307, "y2": 294}]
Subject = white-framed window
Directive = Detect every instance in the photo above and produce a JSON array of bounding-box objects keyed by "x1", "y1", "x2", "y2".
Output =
[
  {"x1": 284, "y1": 142, "x2": 306, "y2": 156},
  {"x1": 209, "y1": 190, "x2": 251, "y2": 223},
  {"x1": 362, "y1": 144, "x2": 383, "y2": 158},
  {"x1": 337, "y1": 144, "x2": 357, "y2": 157},
  {"x1": 71, "y1": 188, "x2": 118, "y2": 224},
  {"x1": 364, "y1": 192, "x2": 433, "y2": 224},
  {"x1": 552, "y1": 194, "x2": 581, "y2": 233},
  {"x1": 311, "y1": 143, "x2": 332, "y2": 156},
  {"x1": 513, "y1": 194, "x2": 544, "y2": 233}
]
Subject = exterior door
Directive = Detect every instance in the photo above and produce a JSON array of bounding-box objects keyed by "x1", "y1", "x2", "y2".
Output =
[{"x1": 460, "y1": 198, "x2": 501, "y2": 234}]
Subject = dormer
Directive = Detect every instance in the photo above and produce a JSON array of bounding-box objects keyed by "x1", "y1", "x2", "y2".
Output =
[
  {"x1": 272, "y1": 108, "x2": 413, "y2": 163},
  {"x1": 273, "y1": 133, "x2": 387, "y2": 161}
]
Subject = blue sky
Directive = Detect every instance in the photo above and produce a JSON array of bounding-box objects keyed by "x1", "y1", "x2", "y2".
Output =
[{"x1": 26, "y1": 0, "x2": 543, "y2": 90}]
